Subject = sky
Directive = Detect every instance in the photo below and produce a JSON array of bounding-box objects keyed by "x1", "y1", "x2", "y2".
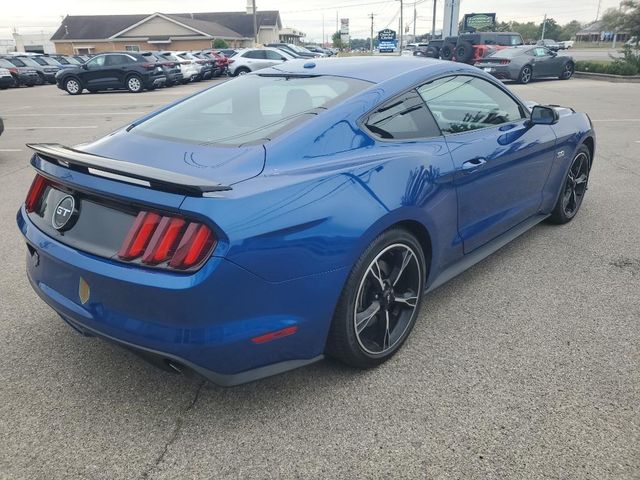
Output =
[{"x1": 0, "y1": 0, "x2": 623, "y2": 43}]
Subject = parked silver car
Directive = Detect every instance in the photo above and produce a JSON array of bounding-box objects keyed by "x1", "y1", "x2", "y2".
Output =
[
  {"x1": 474, "y1": 46, "x2": 575, "y2": 84},
  {"x1": 228, "y1": 47, "x2": 295, "y2": 76}
]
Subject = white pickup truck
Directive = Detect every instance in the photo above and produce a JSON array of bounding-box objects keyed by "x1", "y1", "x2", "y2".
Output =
[{"x1": 558, "y1": 40, "x2": 575, "y2": 49}]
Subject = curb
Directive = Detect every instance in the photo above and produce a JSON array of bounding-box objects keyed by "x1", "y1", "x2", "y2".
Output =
[{"x1": 574, "y1": 71, "x2": 640, "y2": 83}]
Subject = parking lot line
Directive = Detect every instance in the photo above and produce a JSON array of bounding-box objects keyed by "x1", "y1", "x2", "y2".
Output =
[
  {"x1": 0, "y1": 149, "x2": 23, "y2": 152},
  {"x1": 5, "y1": 126, "x2": 98, "y2": 130},
  {"x1": 6, "y1": 113, "x2": 146, "y2": 117}
]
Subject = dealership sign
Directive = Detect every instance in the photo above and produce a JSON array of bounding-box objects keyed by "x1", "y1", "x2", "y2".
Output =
[
  {"x1": 378, "y1": 29, "x2": 397, "y2": 52},
  {"x1": 340, "y1": 18, "x2": 350, "y2": 45},
  {"x1": 462, "y1": 13, "x2": 496, "y2": 32}
]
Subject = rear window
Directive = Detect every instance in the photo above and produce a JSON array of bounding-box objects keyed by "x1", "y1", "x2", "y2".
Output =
[
  {"x1": 135, "y1": 75, "x2": 370, "y2": 146},
  {"x1": 498, "y1": 35, "x2": 523, "y2": 46},
  {"x1": 489, "y1": 48, "x2": 525, "y2": 58}
]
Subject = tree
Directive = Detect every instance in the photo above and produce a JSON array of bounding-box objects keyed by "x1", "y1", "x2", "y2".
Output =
[
  {"x1": 620, "y1": 0, "x2": 640, "y2": 40},
  {"x1": 212, "y1": 38, "x2": 229, "y2": 48},
  {"x1": 538, "y1": 17, "x2": 562, "y2": 40},
  {"x1": 510, "y1": 21, "x2": 539, "y2": 42},
  {"x1": 559, "y1": 20, "x2": 583, "y2": 41},
  {"x1": 332, "y1": 31, "x2": 344, "y2": 49}
]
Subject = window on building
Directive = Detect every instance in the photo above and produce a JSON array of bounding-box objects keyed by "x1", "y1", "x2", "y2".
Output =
[{"x1": 125, "y1": 45, "x2": 140, "y2": 52}]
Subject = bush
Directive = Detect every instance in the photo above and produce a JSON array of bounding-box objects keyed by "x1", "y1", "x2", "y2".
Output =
[
  {"x1": 575, "y1": 59, "x2": 638, "y2": 75},
  {"x1": 212, "y1": 39, "x2": 229, "y2": 49}
]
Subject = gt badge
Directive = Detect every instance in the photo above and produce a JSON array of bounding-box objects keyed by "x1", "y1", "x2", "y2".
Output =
[
  {"x1": 52, "y1": 195, "x2": 77, "y2": 231},
  {"x1": 78, "y1": 277, "x2": 90, "y2": 305}
]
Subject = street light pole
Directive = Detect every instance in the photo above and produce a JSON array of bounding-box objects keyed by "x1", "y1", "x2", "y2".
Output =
[
  {"x1": 399, "y1": 0, "x2": 403, "y2": 55},
  {"x1": 431, "y1": 0, "x2": 437, "y2": 39},
  {"x1": 541, "y1": 13, "x2": 547, "y2": 41},
  {"x1": 252, "y1": 0, "x2": 257, "y2": 46}
]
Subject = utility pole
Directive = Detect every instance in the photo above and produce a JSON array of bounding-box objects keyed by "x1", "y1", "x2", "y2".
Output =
[
  {"x1": 399, "y1": 0, "x2": 403, "y2": 55},
  {"x1": 595, "y1": 0, "x2": 602, "y2": 21},
  {"x1": 369, "y1": 13, "x2": 376, "y2": 52},
  {"x1": 252, "y1": 0, "x2": 257, "y2": 46},
  {"x1": 431, "y1": 0, "x2": 437, "y2": 39},
  {"x1": 322, "y1": 13, "x2": 325, "y2": 48},
  {"x1": 540, "y1": 13, "x2": 547, "y2": 41},
  {"x1": 413, "y1": 5, "x2": 417, "y2": 41}
]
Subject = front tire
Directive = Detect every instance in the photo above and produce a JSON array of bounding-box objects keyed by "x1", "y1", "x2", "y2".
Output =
[
  {"x1": 548, "y1": 145, "x2": 591, "y2": 224},
  {"x1": 518, "y1": 65, "x2": 533, "y2": 84},
  {"x1": 64, "y1": 78, "x2": 82, "y2": 95},
  {"x1": 234, "y1": 67, "x2": 250, "y2": 76},
  {"x1": 326, "y1": 229, "x2": 426, "y2": 368},
  {"x1": 126, "y1": 74, "x2": 143, "y2": 93}
]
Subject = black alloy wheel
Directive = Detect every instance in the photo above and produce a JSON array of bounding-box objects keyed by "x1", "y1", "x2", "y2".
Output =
[
  {"x1": 548, "y1": 144, "x2": 591, "y2": 224},
  {"x1": 519, "y1": 65, "x2": 532, "y2": 84},
  {"x1": 326, "y1": 229, "x2": 426, "y2": 368},
  {"x1": 560, "y1": 62, "x2": 574, "y2": 80}
]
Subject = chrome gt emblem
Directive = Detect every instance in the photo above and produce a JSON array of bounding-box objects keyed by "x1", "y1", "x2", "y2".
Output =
[{"x1": 52, "y1": 195, "x2": 76, "y2": 231}]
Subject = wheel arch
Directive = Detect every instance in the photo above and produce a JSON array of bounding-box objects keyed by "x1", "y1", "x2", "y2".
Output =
[{"x1": 582, "y1": 136, "x2": 595, "y2": 169}]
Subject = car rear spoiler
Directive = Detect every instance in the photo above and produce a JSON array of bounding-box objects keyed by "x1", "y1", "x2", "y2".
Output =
[{"x1": 26, "y1": 143, "x2": 231, "y2": 196}]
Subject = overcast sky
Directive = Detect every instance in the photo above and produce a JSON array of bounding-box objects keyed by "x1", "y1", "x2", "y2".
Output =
[{"x1": 0, "y1": 0, "x2": 623, "y2": 42}]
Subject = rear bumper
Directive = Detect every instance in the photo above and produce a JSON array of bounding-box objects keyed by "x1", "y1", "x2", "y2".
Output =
[
  {"x1": 475, "y1": 65, "x2": 515, "y2": 80},
  {"x1": 17, "y1": 206, "x2": 342, "y2": 385}
]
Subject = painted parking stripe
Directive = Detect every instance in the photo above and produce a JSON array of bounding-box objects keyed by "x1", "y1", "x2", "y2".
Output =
[
  {"x1": 0, "y1": 149, "x2": 23, "y2": 152},
  {"x1": 5, "y1": 126, "x2": 98, "y2": 130},
  {"x1": 6, "y1": 112, "x2": 146, "y2": 117}
]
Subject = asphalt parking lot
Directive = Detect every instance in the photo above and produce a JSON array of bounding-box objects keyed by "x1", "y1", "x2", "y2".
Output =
[{"x1": 1, "y1": 77, "x2": 639, "y2": 480}]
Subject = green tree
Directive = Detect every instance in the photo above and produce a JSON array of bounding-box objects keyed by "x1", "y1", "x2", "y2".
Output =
[
  {"x1": 212, "y1": 38, "x2": 229, "y2": 48},
  {"x1": 539, "y1": 17, "x2": 562, "y2": 40},
  {"x1": 332, "y1": 31, "x2": 344, "y2": 49},
  {"x1": 510, "y1": 21, "x2": 539, "y2": 42},
  {"x1": 559, "y1": 20, "x2": 583, "y2": 41}
]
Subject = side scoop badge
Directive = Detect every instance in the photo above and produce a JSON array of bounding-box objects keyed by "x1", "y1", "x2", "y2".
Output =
[{"x1": 79, "y1": 277, "x2": 90, "y2": 305}]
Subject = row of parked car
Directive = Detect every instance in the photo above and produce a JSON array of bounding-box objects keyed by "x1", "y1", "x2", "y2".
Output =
[{"x1": 0, "y1": 43, "x2": 336, "y2": 95}]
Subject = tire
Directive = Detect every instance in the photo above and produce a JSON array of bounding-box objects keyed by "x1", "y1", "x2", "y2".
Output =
[
  {"x1": 548, "y1": 145, "x2": 591, "y2": 224},
  {"x1": 126, "y1": 74, "x2": 143, "y2": 93},
  {"x1": 426, "y1": 46, "x2": 440, "y2": 58},
  {"x1": 234, "y1": 67, "x2": 250, "y2": 76},
  {"x1": 559, "y1": 61, "x2": 574, "y2": 80},
  {"x1": 518, "y1": 65, "x2": 533, "y2": 84},
  {"x1": 440, "y1": 43, "x2": 454, "y2": 60},
  {"x1": 455, "y1": 41, "x2": 474, "y2": 63},
  {"x1": 326, "y1": 228, "x2": 426, "y2": 368},
  {"x1": 64, "y1": 77, "x2": 82, "y2": 95}
]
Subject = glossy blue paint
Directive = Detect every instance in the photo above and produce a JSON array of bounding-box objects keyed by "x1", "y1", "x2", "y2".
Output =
[{"x1": 17, "y1": 57, "x2": 595, "y2": 384}]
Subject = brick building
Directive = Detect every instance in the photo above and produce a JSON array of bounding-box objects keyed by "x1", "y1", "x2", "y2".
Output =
[{"x1": 50, "y1": 10, "x2": 295, "y2": 55}]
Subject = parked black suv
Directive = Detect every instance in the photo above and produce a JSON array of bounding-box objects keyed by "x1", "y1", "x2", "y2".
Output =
[
  {"x1": 55, "y1": 52, "x2": 166, "y2": 95},
  {"x1": 141, "y1": 51, "x2": 183, "y2": 86},
  {"x1": 0, "y1": 58, "x2": 39, "y2": 86},
  {"x1": 420, "y1": 32, "x2": 524, "y2": 64}
]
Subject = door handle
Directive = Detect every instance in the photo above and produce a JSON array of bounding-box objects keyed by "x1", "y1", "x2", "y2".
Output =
[{"x1": 461, "y1": 157, "x2": 487, "y2": 173}]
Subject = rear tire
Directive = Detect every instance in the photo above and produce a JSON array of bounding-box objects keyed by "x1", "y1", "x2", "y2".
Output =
[
  {"x1": 518, "y1": 65, "x2": 533, "y2": 84},
  {"x1": 326, "y1": 229, "x2": 426, "y2": 368},
  {"x1": 548, "y1": 145, "x2": 591, "y2": 224},
  {"x1": 126, "y1": 74, "x2": 143, "y2": 93}
]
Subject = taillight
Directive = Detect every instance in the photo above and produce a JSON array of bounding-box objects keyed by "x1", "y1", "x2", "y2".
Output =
[
  {"x1": 500, "y1": 60, "x2": 510, "y2": 65},
  {"x1": 118, "y1": 210, "x2": 216, "y2": 270},
  {"x1": 142, "y1": 63, "x2": 156, "y2": 70},
  {"x1": 25, "y1": 174, "x2": 49, "y2": 213},
  {"x1": 9, "y1": 67, "x2": 18, "y2": 75}
]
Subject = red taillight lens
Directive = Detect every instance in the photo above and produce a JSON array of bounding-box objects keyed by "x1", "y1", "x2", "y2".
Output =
[
  {"x1": 141, "y1": 216, "x2": 186, "y2": 265},
  {"x1": 25, "y1": 174, "x2": 49, "y2": 213},
  {"x1": 118, "y1": 211, "x2": 215, "y2": 270},
  {"x1": 169, "y1": 223, "x2": 215, "y2": 270},
  {"x1": 118, "y1": 211, "x2": 161, "y2": 260},
  {"x1": 500, "y1": 60, "x2": 510, "y2": 65},
  {"x1": 142, "y1": 63, "x2": 156, "y2": 70}
]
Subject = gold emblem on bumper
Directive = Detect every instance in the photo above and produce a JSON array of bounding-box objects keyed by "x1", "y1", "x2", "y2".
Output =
[{"x1": 78, "y1": 277, "x2": 90, "y2": 305}]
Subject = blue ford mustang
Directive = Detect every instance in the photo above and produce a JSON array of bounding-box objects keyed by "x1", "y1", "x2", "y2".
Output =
[{"x1": 17, "y1": 57, "x2": 595, "y2": 386}]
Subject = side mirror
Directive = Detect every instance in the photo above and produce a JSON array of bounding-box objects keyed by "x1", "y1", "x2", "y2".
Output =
[
  {"x1": 81, "y1": 63, "x2": 88, "y2": 70},
  {"x1": 530, "y1": 105, "x2": 559, "y2": 125},
  {"x1": 550, "y1": 50, "x2": 558, "y2": 56}
]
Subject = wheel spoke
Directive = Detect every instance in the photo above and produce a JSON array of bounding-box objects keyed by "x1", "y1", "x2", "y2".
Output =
[
  {"x1": 355, "y1": 301, "x2": 380, "y2": 334},
  {"x1": 382, "y1": 310, "x2": 390, "y2": 350},
  {"x1": 392, "y1": 249, "x2": 415, "y2": 287},
  {"x1": 575, "y1": 173, "x2": 588, "y2": 185},
  {"x1": 368, "y1": 260, "x2": 385, "y2": 289},
  {"x1": 571, "y1": 189, "x2": 578, "y2": 211},
  {"x1": 393, "y1": 292, "x2": 418, "y2": 308}
]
